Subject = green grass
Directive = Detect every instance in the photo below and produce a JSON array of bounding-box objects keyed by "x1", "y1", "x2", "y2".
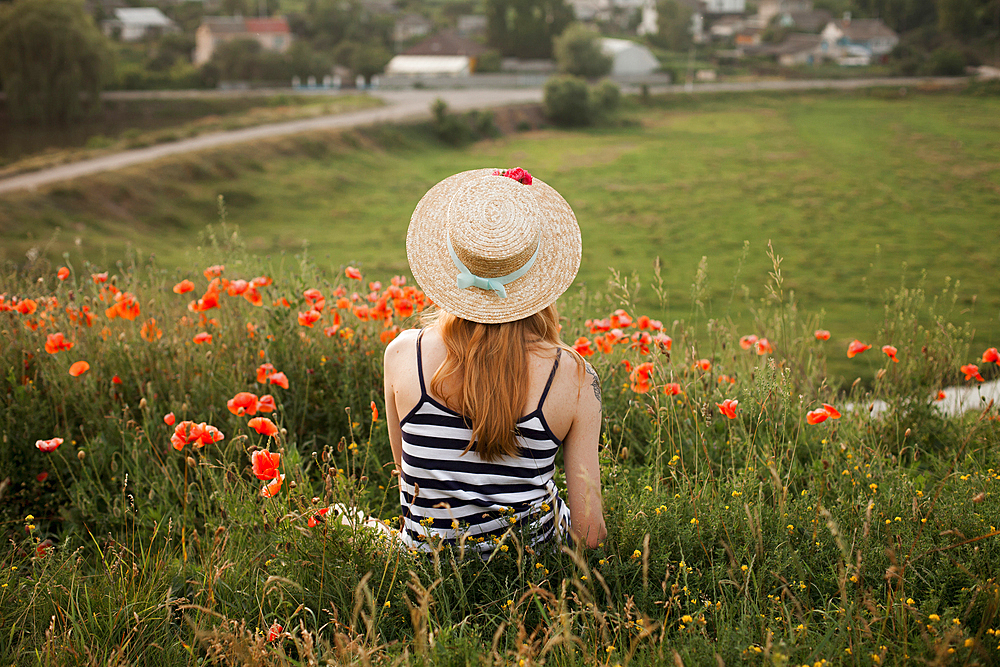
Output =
[
  {"x1": 1, "y1": 234, "x2": 999, "y2": 665},
  {"x1": 1, "y1": 87, "x2": 998, "y2": 384}
]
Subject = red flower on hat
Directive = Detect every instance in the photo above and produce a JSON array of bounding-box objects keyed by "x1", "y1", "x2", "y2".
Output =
[{"x1": 494, "y1": 167, "x2": 532, "y2": 185}]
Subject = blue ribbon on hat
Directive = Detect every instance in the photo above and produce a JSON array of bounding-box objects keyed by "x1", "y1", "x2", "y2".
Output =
[{"x1": 446, "y1": 233, "x2": 540, "y2": 299}]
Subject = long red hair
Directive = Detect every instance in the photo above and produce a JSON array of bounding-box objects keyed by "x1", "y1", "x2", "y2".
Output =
[{"x1": 427, "y1": 305, "x2": 578, "y2": 461}]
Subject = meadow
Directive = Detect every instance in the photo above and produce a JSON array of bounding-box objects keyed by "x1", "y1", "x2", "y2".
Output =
[
  {"x1": 1, "y1": 86, "x2": 999, "y2": 665},
  {"x1": 1, "y1": 85, "x2": 998, "y2": 383},
  {"x1": 0, "y1": 234, "x2": 998, "y2": 665}
]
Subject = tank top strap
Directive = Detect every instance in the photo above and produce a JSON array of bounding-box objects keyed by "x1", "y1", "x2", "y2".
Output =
[
  {"x1": 415, "y1": 329, "x2": 427, "y2": 395},
  {"x1": 536, "y1": 349, "x2": 562, "y2": 411}
]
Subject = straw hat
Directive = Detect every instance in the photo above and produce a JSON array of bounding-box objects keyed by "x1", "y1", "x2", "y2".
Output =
[{"x1": 406, "y1": 168, "x2": 581, "y2": 324}]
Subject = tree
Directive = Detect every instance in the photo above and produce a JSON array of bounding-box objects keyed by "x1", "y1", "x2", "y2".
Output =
[
  {"x1": 554, "y1": 24, "x2": 613, "y2": 77},
  {"x1": 485, "y1": 0, "x2": 574, "y2": 59},
  {"x1": 652, "y1": 0, "x2": 693, "y2": 51},
  {"x1": 0, "y1": 0, "x2": 110, "y2": 124}
]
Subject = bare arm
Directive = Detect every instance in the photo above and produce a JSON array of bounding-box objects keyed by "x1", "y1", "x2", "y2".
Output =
[
  {"x1": 383, "y1": 336, "x2": 406, "y2": 471},
  {"x1": 563, "y1": 360, "x2": 606, "y2": 548}
]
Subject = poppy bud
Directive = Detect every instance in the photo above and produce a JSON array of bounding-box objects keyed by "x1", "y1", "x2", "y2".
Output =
[
  {"x1": 619, "y1": 447, "x2": 629, "y2": 460},
  {"x1": 139, "y1": 398, "x2": 147, "y2": 410},
  {"x1": 876, "y1": 369, "x2": 887, "y2": 380},
  {"x1": 312, "y1": 497, "x2": 320, "y2": 504},
  {"x1": 289, "y1": 481, "x2": 297, "y2": 489},
  {"x1": 237, "y1": 407, "x2": 245, "y2": 416},
  {"x1": 973, "y1": 492, "x2": 985, "y2": 503},
  {"x1": 904, "y1": 428, "x2": 911, "y2": 438},
  {"x1": 186, "y1": 457, "x2": 197, "y2": 468},
  {"x1": 78, "y1": 450, "x2": 86, "y2": 461}
]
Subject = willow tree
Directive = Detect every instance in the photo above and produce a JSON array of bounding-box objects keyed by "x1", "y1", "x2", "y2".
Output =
[{"x1": 0, "y1": 0, "x2": 110, "y2": 124}]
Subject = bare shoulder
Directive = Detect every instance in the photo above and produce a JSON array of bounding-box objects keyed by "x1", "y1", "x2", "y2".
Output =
[
  {"x1": 384, "y1": 327, "x2": 420, "y2": 368},
  {"x1": 548, "y1": 348, "x2": 602, "y2": 406}
]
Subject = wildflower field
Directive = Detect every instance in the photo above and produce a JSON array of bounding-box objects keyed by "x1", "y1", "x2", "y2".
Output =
[{"x1": 1, "y1": 228, "x2": 998, "y2": 666}]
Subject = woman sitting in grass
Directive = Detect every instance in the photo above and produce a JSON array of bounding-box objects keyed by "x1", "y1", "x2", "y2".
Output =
[{"x1": 382, "y1": 168, "x2": 606, "y2": 554}]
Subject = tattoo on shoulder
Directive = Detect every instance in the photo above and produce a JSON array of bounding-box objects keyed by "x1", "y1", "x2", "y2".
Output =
[{"x1": 584, "y1": 361, "x2": 601, "y2": 403}]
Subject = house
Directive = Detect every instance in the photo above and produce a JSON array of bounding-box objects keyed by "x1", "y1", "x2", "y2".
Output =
[
  {"x1": 456, "y1": 15, "x2": 487, "y2": 36},
  {"x1": 820, "y1": 15, "x2": 898, "y2": 64},
  {"x1": 568, "y1": 0, "x2": 612, "y2": 22},
  {"x1": 757, "y1": 0, "x2": 815, "y2": 24},
  {"x1": 393, "y1": 14, "x2": 433, "y2": 44},
  {"x1": 636, "y1": 0, "x2": 659, "y2": 36},
  {"x1": 385, "y1": 31, "x2": 487, "y2": 76},
  {"x1": 600, "y1": 38, "x2": 660, "y2": 76},
  {"x1": 703, "y1": 0, "x2": 746, "y2": 14},
  {"x1": 777, "y1": 9, "x2": 832, "y2": 32},
  {"x1": 762, "y1": 33, "x2": 823, "y2": 65},
  {"x1": 194, "y1": 16, "x2": 292, "y2": 66},
  {"x1": 735, "y1": 27, "x2": 763, "y2": 46},
  {"x1": 102, "y1": 7, "x2": 178, "y2": 41},
  {"x1": 709, "y1": 15, "x2": 746, "y2": 38}
]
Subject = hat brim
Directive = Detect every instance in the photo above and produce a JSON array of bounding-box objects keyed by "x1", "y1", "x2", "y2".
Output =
[{"x1": 406, "y1": 169, "x2": 581, "y2": 324}]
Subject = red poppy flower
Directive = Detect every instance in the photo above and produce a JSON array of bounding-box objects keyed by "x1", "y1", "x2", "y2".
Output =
[
  {"x1": 92, "y1": 272, "x2": 108, "y2": 283},
  {"x1": 814, "y1": 330, "x2": 831, "y2": 341},
  {"x1": 882, "y1": 345, "x2": 899, "y2": 363},
  {"x1": 37, "y1": 471, "x2": 49, "y2": 483},
  {"x1": 298, "y1": 309, "x2": 321, "y2": 328},
  {"x1": 394, "y1": 298, "x2": 414, "y2": 318},
  {"x1": 755, "y1": 338, "x2": 773, "y2": 356},
  {"x1": 138, "y1": 318, "x2": 162, "y2": 342},
  {"x1": 353, "y1": 305, "x2": 370, "y2": 321},
  {"x1": 251, "y1": 275, "x2": 272, "y2": 288},
  {"x1": 308, "y1": 507, "x2": 331, "y2": 528},
  {"x1": 982, "y1": 347, "x2": 999, "y2": 364},
  {"x1": 653, "y1": 333, "x2": 672, "y2": 352},
  {"x1": 112, "y1": 375, "x2": 122, "y2": 385},
  {"x1": 739, "y1": 334, "x2": 758, "y2": 350},
  {"x1": 391, "y1": 275, "x2": 406, "y2": 287},
  {"x1": 716, "y1": 399, "x2": 739, "y2": 420},
  {"x1": 629, "y1": 362, "x2": 654, "y2": 394},
  {"x1": 664, "y1": 382, "x2": 682, "y2": 396},
  {"x1": 226, "y1": 279, "x2": 249, "y2": 297},
  {"x1": 164, "y1": 412, "x2": 176, "y2": 426},
  {"x1": 847, "y1": 340, "x2": 871, "y2": 358},
  {"x1": 936, "y1": 391, "x2": 946, "y2": 401},
  {"x1": 273, "y1": 297, "x2": 291, "y2": 308},
  {"x1": 243, "y1": 286, "x2": 263, "y2": 307},
  {"x1": 961, "y1": 363, "x2": 984, "y2": 382},
  {"x1": 261, "y1": 474, "x2": 285, "y2": 498},
  {"x1": 822, "y1": 403, "x2": 841, "y2": 419},
  {"x1": 173, "y1": 279, "x2": 195, "y2": 294},
  {"x1": 68, "y1": 361, "x2": 90, "y2": 377},
  {"x1": 15, "y1": 299, "x2": 37, "y2": 315},
  {"x1": 203, "y1": 264, "x2": 225, "y2": 280},
  {"x1": 573, "y1": 336, "x2": 595, "y2": 357},
  {"x1": 631, "y1": 331, "x2": 652, "y2": 355},
  {"x1": 196, "y1": 424, "x2": 224, "y2": 447},
  {"x1": 268, "y1": 372, "x2": 289, "y2": 389},
  {"x1": 380, "y1": 325, "x2": 400, "y2": 344},
  {"x1": 371, "y1": 401, "x2": 379, "y2": 422},
  {"x1": 228, "y1": 392, "x2": 259, "y2": 416},
  {"x1": 609, "y1": 309, "x2": 633, "y2": 329},
  {"x1": 303, "y1": 288, "x2": 325, "y2": 310},
  {"x1": 45, "y1": 332, "x2": 74, "y2": 354},
  {"x1": 594, "y1": 336, "x2": 612, "y2": 354},
  {"x1": 248, "y1": 416, "x2": 278, "y2": 437},
  {"x1": 36, "y1": 539, "x2": 54, "y2": 558},
  {"x1": 345, "y1": 266, "x2": 362, "y2": 280},
  {"x1": 694, "y1": 359, "x2": 711, "y2": 372},
  {"x1": 35, "y1": 437, "x2": 63, "y2": 452},
  {"x1": 57, "y1": 267, "x2": 70, "y2": 281},
  {"x1": 586, "y1": 318, "x2": 611, "y2": 334},
  {"x1": 806, "y1": 408, "x2": 828, "y2": 425},
  {"x1": 267, "y1": 622, "x2": 283, "y2": 642},
  {"x1": 258, "y1": 395, "x2": 276, "y2": 413},
  {"x1": 256, "y1": 363, "x2": 276, "y2": 383},
  {"x1": 718, "y1": 374, "x2": 736, "y2": 384},
  {"x1": 252, "y1": 450, "x2": 281, "y2": 480},
  {"x1": 193, "y1": 332, "x2": 212, "y2": 344}
]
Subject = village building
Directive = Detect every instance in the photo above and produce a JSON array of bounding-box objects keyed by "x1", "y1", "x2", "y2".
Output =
[
  {"x1": 102, "y1": 7, "x2": 178, "y2": 41},
  {"x1": 385, "y1": 31, "x2": 486, "y2": 77},
  {"x1": 820, "y1": 15, "x2": 899, "y2": 64},
  {"x1": 600, "y1": 38, "x2": 660, "y2": 76},
  {"x1": 393, "y1": 14, "x2": 433, "y2": 44},
  {"x1": 194, "y1": 16, "x2": 292, "y2": 66}
]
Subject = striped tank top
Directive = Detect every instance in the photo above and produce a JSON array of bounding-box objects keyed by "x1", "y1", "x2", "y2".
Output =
[{"x1": 398, "y1": 330, "x2": 573, "y2": 554}]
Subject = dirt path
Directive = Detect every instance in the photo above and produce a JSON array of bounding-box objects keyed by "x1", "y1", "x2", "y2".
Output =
[{"x1": 0, "y1": 78, "x2": 965, "y2": 196}]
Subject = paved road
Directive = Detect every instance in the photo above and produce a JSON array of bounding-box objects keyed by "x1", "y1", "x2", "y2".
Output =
[{"x1": 0, "y1": 77, "x2": 966, "y2": 196}]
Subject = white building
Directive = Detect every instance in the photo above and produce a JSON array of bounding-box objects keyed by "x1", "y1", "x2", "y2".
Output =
[
  {"x1": 600, "y1": 38, "x2": 660, "y2": 75},
  {"x1": 102, "y1": 8, "x2": 178, "y2": 41},
  {"x1": 703, "y1": 0, "x2": 746, "y2": 13}
]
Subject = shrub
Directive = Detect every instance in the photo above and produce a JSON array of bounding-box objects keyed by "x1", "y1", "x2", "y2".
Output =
[
  {"x1": 543, "y1": 75, "x2": 593, "y2": 126},
  {"x1": 553, "y1": 23, "x2": 613, "y2": 78},
  {"x1": 544, "y1": 76, "x2": 622, "y2": 127},
  {"x1": 927, "y1": 47, "x2": 966, "y2": 75}
]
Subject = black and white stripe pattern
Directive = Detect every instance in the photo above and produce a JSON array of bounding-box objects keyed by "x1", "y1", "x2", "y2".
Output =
[{"x1": 397, "y1": 333, "x2": 572, "y2": 554}]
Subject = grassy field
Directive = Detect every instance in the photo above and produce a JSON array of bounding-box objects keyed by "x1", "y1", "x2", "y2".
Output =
[
  {"x1": 1, "y1": 237, "x2": 998, "y2": 665},
  {"x1": 1, "y1": 86, "x2": 998, "y2": 384}
]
